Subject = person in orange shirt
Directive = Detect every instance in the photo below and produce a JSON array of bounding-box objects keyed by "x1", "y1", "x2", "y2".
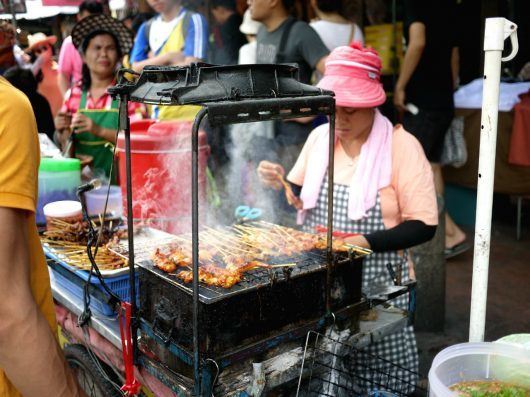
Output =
[
  {"x1": 0, "y1": 77, "x2": 86, "y2": 397},
  {"x1": 258, "y1": 44, "x2": 437, "y2": 392},
  {"x1": 27, "y1": 32, "x2": 63, "y2": 117}
]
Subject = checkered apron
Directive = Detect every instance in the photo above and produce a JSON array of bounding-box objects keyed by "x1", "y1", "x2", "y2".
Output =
[{"x1": 303, "y1": 176, "x2": 419, "y2": 392}]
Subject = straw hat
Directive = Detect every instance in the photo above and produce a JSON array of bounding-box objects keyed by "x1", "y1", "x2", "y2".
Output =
[
  {"x1": 72, "y1": 14, "x2": 133, "y2": 55},
  {"x1": 317, "y1": 42, "x2": 386, "y2": 108},
  {"x1": 240, "y1": 9, "x2": 261, "y2": 35},
  {"x1": 26, "y1": 32, "x2": 57, "y2": 52}
]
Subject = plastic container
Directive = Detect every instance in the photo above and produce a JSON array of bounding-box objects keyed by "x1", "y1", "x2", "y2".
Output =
[
  {"x1": 116, "y1": 120, "x2": 210, "y2": 234},
  {"x1": 497, "y1": 334, "x2": 530, "y2": 351},
  {"x1": 85, "y1": 185, "x2": 123, "y2": 218},
  {"x1": 37, "y1": 158, "x2": 81, "y2": 225},
  {"x1": 49, "y1": 264, "x2": 138, "y2": 316},
  {"x1": 43, "y1": 200, "x2": 83, "y2": 229},
  {"x1": 428, "y1": 342, "x2": 530, "y2": 397}
]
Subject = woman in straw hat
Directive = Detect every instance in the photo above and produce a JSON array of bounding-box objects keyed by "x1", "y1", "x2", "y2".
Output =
[
  {"x1": 54, "y1": 14, "x2": 145, "y2": 181},
  {"x1": 26, "y1": 32, "x2": 63, "y2": 116},
  {"x1": 258, "y1": 43, "x2": 438, "y2": 391}
]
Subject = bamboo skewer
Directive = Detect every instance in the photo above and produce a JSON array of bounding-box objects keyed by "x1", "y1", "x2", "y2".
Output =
[
  {"x1": 268, "y1": 263, "x2": 296, "y2": 268},
  {"x1": 277, "y1": 173, "x2": 294, "y2": 205},
  {"x1": 202, "y1": 227, "x2": 256, "y2": 255}
]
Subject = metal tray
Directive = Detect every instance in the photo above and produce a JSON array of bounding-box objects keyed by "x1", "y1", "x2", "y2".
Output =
[
  {"x1": 42, "y1": 226, "x2": 178, "y2": 278},
  {"x1": 42, "y1": 244, "x2": 130, "y2": 278},
  {"x1": 107, "y1": 226, "x2": 180, "y2": 263}
]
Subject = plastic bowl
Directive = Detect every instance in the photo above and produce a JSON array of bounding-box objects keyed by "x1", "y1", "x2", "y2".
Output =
[
  {"x1": 428, "y1": 342, "x2": 530, "y2": 397},
  {"x1": 85, "y1": 185, "x2": 123, "y2": 217},
  {"x1": 43, "y1": 200, "x2": 83, "y2": 230}
]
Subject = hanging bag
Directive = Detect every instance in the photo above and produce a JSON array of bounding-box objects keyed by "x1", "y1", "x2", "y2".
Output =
[{"x1": 441, "y1": 116, "x2": 467, "y2": 167}]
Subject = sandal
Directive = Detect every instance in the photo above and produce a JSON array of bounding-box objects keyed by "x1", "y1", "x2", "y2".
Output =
[{"x1": 444, "y1": 241, "x2": 471, "y2": 259}]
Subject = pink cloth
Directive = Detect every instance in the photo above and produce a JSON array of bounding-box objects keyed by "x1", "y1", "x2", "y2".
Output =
[
  {"x1": 298, "y1": 109, "x2": 392, "y2": 223},
  {"x1": 57, "y1": 36, "x2": 83, "y2": 86}
]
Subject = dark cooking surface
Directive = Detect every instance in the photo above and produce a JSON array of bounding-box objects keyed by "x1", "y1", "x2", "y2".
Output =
[
  {"x1": 139, "y1": 251, "x2": 364, "y2": 357},
  {"x1": 138, "y1": 249, "x2": 355, "y2": 304}
]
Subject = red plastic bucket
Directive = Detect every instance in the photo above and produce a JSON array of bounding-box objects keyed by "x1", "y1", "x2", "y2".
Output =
[{"x1": 117, "y1": 120, "x2": 210, "y2": 234}]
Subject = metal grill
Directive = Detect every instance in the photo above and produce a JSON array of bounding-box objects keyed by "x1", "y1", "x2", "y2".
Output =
[
  {"x1": 138, "y1": 249, "x2": 346, "y2": 304},
  {"x1": 297, "y1": 331, "x2": 427, "y2": 397},
  {"x1": 108, "y1": 227, "x2": 179, "y2": 263}
]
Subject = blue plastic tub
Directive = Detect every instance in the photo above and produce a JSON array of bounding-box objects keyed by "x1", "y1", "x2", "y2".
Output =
[{"x1": 46, "y1": 249, "x2": 138, "y2": 316}]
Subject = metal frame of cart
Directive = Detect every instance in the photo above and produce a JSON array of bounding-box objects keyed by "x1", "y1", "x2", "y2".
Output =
[{"x1": 109, "y1": 63, "x2": 340, "y2": 395}]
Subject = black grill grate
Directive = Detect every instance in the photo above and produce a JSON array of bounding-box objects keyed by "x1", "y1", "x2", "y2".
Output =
[{"x1": 138, "y1": 249, "x2": 346, "y2": 304}]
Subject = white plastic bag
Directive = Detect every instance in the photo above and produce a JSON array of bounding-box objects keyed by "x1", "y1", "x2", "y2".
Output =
[{"x1": 441, "y1": 116, "x2": 467, "y2": 167}]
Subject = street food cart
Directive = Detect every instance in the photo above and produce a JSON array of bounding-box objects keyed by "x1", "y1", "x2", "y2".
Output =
[{"x1": 43, "y1": 62, "x2": 418, "y2": 396}]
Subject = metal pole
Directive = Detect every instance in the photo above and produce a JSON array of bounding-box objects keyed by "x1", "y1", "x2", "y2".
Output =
[
  {"x1": 325, "y1": 109, "x2": 336, "y2": 312},
  {"x1": 469, "y1": 18, "x2": 518, "y2": 343},
  {"x1": 192, "y1": 107, "x2": 208, "y2": 395},
  {"x1": 119, "y1": 95, "x2": 139, "y2": 362}
]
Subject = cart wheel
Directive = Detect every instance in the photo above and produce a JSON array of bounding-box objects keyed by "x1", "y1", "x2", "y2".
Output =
[{"x1": 64, "y1": 344, "x2": 124, "y2": 397}]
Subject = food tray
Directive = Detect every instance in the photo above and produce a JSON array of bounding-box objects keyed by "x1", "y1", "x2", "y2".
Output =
[
  {"x1": 42, "y1": 226, "x2": 179, "y2": 277},
  {"x1": 43, "y1": 244, "x2": 131, "y2": 278}
]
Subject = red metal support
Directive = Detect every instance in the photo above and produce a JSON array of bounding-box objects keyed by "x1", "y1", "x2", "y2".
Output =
[{"x1": 119, "y1": 302, "x2": 141, "y2": 396}]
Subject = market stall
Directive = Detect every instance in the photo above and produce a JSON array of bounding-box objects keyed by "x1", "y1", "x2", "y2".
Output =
[
  {"x1": 445, "y1": 79, "x2": 530, "y2": 195},
  {"x1": 0, "y1": 0, "x2": 77, "y2": 20},
  {"x1": 41, "y1": 62, "x2": 419, "y2": 396}
]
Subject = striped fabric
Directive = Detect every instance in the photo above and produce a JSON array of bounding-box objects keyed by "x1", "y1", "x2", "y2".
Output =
[
  {"x1": 303, "y1": 175, "x2": 419, "y2": 392},
  {"x1": 61, "y1": 82, "x2": 145, "y2": 120}
]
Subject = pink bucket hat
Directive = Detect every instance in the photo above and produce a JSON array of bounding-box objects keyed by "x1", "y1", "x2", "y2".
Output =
[{"x1": 318, "y1": 42, "x2": 386, "y2": 108}]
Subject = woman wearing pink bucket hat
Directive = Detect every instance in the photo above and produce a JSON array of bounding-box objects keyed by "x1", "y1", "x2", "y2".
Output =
[{"x1": 258, "y1": 43, "x2": 437, "y2": 391}]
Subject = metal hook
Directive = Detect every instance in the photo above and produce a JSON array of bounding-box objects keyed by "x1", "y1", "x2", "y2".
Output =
[{"x1": 502, "y1": 24, "x2": 518, "y2": 62}]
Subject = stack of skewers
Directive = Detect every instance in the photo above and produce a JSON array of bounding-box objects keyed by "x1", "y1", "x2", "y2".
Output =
[
  {"x1": 151, "y1": 221, "x2": 370, "y2": 288},
  {"x1": 41, "y1": 218, "x2": 127, "y2": 271}
]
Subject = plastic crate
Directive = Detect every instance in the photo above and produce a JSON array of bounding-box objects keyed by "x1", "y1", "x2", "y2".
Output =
[{"x1": 48, "y1": 255, "x2": 139, "y2": 316}]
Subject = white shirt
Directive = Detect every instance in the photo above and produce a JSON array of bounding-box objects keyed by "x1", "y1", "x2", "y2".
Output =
[
  {"x1": 310, "y1": 20, "x2": 364, "y2": 51},
  {"x1": 238, "y1": 41, "x2": 257, "y2": 64},
  {"x1": 149, "y1": 13, "x2": 185, "y2": 54}
]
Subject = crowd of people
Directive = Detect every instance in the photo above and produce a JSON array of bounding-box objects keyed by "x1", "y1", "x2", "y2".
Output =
[{"x1": 0, "y1": 0, "x2": 468, "y2": 395}]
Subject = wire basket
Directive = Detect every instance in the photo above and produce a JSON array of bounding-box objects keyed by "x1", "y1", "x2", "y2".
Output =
[{"x1": 296, "y1": 330, "x2": 427, "y2": 397}]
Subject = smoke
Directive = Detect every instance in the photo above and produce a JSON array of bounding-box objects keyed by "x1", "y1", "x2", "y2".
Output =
[
  {"x1": 123, "y1": 117, "x2": 296, "y2": 236},
  {"x1": 223, "y1": 120, "x2": 282, "y2": 224},
  {"x1": 125, "y1": 120, "x2": 209, "y2": 234}
]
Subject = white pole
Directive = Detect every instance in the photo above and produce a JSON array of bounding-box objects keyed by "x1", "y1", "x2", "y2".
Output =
[{"x1": 469, "y1": 18, "x2": 518, "y2": 343}]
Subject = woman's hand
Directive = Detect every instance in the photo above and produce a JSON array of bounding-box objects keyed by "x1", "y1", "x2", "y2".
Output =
[
  {"x1": 55, "y1": 111, "x2": 72, "y2": 131},
  {"x1": 257, "y1": 161, "x2": 284, "y2": 190},
  {"x1": 258, "y1": 161, "x2": 304, "y2": 209},
  {"x1": 71, "y1": 113, "x2": 99, "y2": 136},
  {"x1": 54, "y1": 112, "x2": 73, "y2": 149},
  {"x1": 344, "y1": 234, "x2": 371, "y2": 249}
]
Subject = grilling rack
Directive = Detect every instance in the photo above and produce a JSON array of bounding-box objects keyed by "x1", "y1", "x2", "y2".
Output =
[
  {"x1": 141, "y1": 249, "x2": 353, "y2": 303},
  {"x1": 109, "y1": 62, "x2": 337, "y2": 395},
  {"x1": 296, "y1": 330, "x2": 428, "y2": 397},
  {"x1": 109, "y1": 225, "x2": 368, "y2": 303}
]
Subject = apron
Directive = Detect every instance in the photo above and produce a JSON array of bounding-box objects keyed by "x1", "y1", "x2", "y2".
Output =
[
  {"x1": 155, "y1": 14, "x2": 201, "y2": 121},
  {"x1": 74, "y1": 89, "x2": 118, "y2": 181},
  {"x1": 303, "y1": 175, "x2": 419, "y2": 391}
]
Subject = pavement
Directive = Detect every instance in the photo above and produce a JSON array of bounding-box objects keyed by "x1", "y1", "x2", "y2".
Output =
[{"x1": 415, "y1": 196, "x2": 530, "y2": 376}]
